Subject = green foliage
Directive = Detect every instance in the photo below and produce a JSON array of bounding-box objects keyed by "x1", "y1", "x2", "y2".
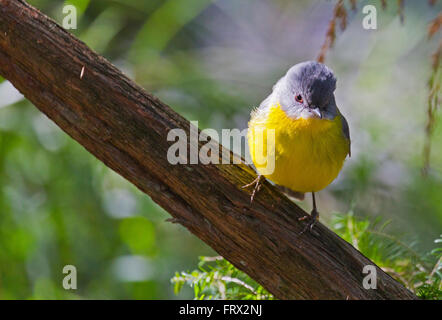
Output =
[
  {"x1": 332, "y1": 212, "x2": 441, "y2": 299},
  {"x1": 171, "y1": 256, "x2": 273, "y2": 300},
  {"x1": 173, "y1": 213, "x2": 441, "y2": 300},
  {"x1": 118, "y1": 217, "x2": 156, "y2": 255}
]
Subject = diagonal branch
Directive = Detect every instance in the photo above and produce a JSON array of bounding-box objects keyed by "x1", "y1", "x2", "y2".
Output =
[{"x1": 0, "y1": 0, "x2": 416, "y2": 299}]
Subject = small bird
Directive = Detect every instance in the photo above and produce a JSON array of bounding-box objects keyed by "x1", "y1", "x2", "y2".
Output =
[{"x1": 245, "y1": 61, "x2": 350, "y2": 232}]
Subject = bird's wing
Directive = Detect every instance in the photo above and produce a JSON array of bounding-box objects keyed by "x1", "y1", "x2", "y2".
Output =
[
  {"x1": 339, "y1": 112, "x2": 351, "y2": 157},
  {"x1": 250, "y1": 93, "x2": 272, "y2": 121},
  {"x1": 274, "y1": 184, "x2": 305, "y2": 200}
]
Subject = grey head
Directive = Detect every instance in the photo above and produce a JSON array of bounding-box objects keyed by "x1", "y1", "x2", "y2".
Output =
[{"x1": 269, "y1": 61, "x2": 339, "y2": 120}]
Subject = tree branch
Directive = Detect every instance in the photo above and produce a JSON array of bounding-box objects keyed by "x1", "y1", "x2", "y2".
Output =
[{"x1": 0, "y1": 0, "x2": 416, "y2": 299}]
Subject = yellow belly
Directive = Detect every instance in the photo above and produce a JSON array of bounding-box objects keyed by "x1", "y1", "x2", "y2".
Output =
[{"x1": 248, "y1": 104, "x2": 349, "y2": 192}]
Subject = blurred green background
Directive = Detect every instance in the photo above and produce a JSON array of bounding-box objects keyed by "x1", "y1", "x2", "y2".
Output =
[{"x1": 0, "y1": 0, "x2": 440, "y2": 299}]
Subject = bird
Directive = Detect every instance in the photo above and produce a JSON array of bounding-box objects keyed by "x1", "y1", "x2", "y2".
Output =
[{"x1": 244, "y1": 61, "x2": 351, "y2": 233}]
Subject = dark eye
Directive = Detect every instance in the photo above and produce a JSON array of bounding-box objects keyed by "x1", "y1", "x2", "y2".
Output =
[{"x1": 295, "y1": 95, "x2": 303, "y2": 103}]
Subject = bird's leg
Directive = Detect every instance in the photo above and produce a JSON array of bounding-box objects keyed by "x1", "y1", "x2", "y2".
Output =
[
  {"x1": 241, "y1": 175, "x2": 263, "y2": 204},
  {"x1": 298, "y1": 192, "x2": 319, "y2": 234}
]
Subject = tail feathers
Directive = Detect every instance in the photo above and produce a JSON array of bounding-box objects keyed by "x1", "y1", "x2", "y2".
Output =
[{"x1": 275, "y1": 185, "x2": 305, "y2": 201}]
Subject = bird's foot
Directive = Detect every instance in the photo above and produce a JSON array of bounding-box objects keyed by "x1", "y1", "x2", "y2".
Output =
[
  {"x1": 241, "y1": 175, "x2": 263, "y2": 204},
  {"x1": 298, "y1": 208, "x2": 319, "y2": 235}
]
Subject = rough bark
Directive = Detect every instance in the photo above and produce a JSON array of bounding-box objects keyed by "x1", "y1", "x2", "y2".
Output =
[{"x1": 0, "y1": 0, "x2": 416, "y2": 299}]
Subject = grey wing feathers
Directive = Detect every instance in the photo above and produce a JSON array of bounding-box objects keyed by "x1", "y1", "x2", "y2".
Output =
[
  {"x1": 340, "y1": 113, "x2": 351, "y2": 157},
  {"x1": 259, "y1": 93, "x2": 272, "y2": 110},
  {"x1": 274, "y1": 184, "x2": 305, "y2": 200},
  {"x1": 251, "y1": 93, "x2": 272, "y2": 119}
]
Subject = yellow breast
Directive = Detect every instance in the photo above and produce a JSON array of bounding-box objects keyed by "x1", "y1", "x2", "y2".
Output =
[{"x1": 248, "y1": 104, "x2": 349, "y2": 192}]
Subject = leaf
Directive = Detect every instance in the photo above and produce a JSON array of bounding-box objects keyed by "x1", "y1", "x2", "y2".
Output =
[{"x1": 130, "y1": 0, "x2": 213, "y2": 63}]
